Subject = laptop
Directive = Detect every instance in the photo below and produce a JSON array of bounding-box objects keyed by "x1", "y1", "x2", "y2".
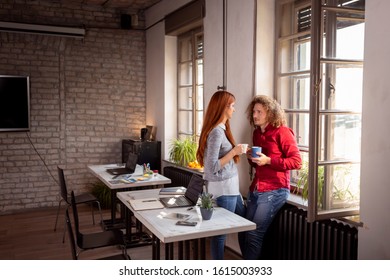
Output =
[
  {"x1": 106, "y1": 153, "x2": 138, "y2": 176},
  {"x1": 159, "y1": 174, "x2": 205, "y2": 208}
]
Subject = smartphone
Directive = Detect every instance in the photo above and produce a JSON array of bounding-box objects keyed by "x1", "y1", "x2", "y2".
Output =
[{"x1": 176, "y1": 220, "x2": 197, "y2": 226}]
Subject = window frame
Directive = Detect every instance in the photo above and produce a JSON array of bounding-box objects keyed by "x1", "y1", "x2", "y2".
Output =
[
  {"x1": 177, "y1": 28, "x2": 204, "y2": 140},
  {"x1": 275, "y1": 0, "x2": 365, "y2": 222}
]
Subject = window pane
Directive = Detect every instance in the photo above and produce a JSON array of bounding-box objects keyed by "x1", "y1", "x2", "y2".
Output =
[
  {"x1": 196, "y1": 59, "x2": 203, "y2": 84},
  {"x1": 280, "y1": 75, "x2": 310, "y2": 110},
  {"x1": 334, "y1": 67, "x2": 363, "y2": 110},
  {"x1": 179, "y1": 62, "x2": 192, "y2": 85},
  {"x1": 336, "y1": 22, "x2": 364, "y2": 60},
  {"x1": 322, "y1": 14, "x2": 364, "y2": 60},
  {"x1": 286, "y1": 112, "x2": 309, "y2": 147},
  {"x1": 296, "y1": 40, "x2": 310, "y2": 71},
  {"x1": 178, "y1": 111, "x2": 193, "y2": 135},
  {"x1": 320, "y1": 65, "x2": 363, "y2": 111},
  {"x1": 280, "y1": 39, "x2": 310, "y2": 73},
  {"x1": 196, "y1": 85, "x2": 203, "y2": 110},
  {"x1": 196, "y1": 110, "x2": 203, "y2": 137},
  {"x1": 178, "y1": 87, "x2": 192, "y2": 110},
  {"x1": 327, "y1": 163, "x2": 360, "y2": 210},
  {"x1": 319, "y1": 114, "x2": 361, "y2": 161},
  {"x1": 179, "y1": 37, "x2": 192, "y2": 62}
]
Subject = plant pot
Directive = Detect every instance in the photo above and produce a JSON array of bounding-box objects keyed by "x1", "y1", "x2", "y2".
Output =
[{"x1": 200, "y1": 207, "x2": 213, "y2": 220}]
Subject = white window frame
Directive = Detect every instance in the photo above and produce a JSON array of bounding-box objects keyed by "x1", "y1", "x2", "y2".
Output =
[
  {"x1": 276, "y1": 0, "x2": 365, "y2": 222},
  {"x1": 177, "y1": 28, "x2": 204, "y2": 140}
]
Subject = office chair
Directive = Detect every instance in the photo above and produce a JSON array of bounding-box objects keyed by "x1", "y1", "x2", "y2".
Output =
[
  {"x1": 54, "y1": 166, "x2": 103, "y2": 243},
  {"x1": 67, "y1": 192, "x2": 129, "y2": 260}
]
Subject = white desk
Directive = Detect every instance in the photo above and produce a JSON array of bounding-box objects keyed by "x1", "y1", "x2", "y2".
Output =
[
  {"x1": 117, "y1": 189, "x2": 256, "y2": 259},
  {"x1": 88, "y1": 164, "x2": 171, "y2": 228}
]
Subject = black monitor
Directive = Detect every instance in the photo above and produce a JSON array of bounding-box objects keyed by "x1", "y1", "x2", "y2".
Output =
[{"x1": 0, "y1": 75, "x2": 30, "y2": 132}]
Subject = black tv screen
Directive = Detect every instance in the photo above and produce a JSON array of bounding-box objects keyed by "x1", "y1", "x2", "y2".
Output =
[{"x1": 0, "y1": 75, "x2": 30, "y2": 132}]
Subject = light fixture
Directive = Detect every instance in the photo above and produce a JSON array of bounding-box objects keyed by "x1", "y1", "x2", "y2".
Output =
[{"x1": 0, "y1": 21, "x2": 85, "y2": 39}]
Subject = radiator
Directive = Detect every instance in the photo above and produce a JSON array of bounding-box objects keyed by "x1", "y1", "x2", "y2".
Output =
[
  {"x1": 262, "y1": 205, "x2": 358, "y2": 260},
  {"x1": 163, "y1": 166, "x2": 358, "y2": 259},
  {"x1": 163, "y1": 166, "x2": 194, "y2": 188}
]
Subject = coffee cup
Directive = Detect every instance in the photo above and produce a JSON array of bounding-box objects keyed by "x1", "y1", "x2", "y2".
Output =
[
  {"x1": 240, "y1": 144, "x2": 248, "y2": 154},
  {"x1": 251, "y1": 146, "x2": 262, "y2": 158}
]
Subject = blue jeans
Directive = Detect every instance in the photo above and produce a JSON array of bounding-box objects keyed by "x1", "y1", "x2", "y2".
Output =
[
  {"x1": 238, "y1": 188, "x2": 289, "y2": 260},
  {"x1": 210, "y1": 194, "x2": 243, "y2": 260}
]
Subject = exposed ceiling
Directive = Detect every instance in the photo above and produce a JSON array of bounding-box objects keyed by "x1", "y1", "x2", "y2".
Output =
[{"x1": 61, "y1": 0, "x2": 161, "y2": 11}]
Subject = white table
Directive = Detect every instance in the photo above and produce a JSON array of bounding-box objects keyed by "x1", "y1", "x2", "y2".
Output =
[
  {"x1": 88, "y1": 164, "x2": 171, "y2": 228},
  {"x1": 117, "y1": 189, "x2": 256, "y2": 259}
]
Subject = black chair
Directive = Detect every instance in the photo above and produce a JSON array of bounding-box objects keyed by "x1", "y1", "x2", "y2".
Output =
[
  {"x1": 54, "y1": 166, "x2": 103, "y2": 243},
  {"x1": 66, "y1": 191, "x2": 129, "y2": 260}
]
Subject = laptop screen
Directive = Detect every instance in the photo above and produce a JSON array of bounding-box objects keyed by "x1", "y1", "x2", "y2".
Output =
[
  {"x1": 184, "y1": 174, "x2": 205, "y2": 204},
  {"x1": 125, "y1": 153, "x2": 138, "y2": 172}
]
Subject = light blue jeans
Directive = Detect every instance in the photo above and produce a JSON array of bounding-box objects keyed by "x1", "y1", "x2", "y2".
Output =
[
  {"x1": 210, "y1": 194, "x2": 243, "y2": 260},
  {"x1": 238, "y1": 188, "x2": 289, "y2": 260}
]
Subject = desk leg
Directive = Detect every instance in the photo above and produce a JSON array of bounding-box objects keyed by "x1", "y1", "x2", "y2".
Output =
[
  {"x1": 102, "y1": 189, "x2": 126, "y2": 230},
  {"x1": 124, "y1": 206, "x2": 132, "y2": 241},
  {"x1": 152, "y1": 234, "x2": 160, "y2": 260},
  {"x1": 111, "y1": 189, "x2": 116, "y2": 223},
  {"x1": 165, "y1": 243, "x2": 174, "y2": 260},
  {"x1": 178, "y1": 241, "x2": 184, "y2": 260},
  {"x1": 200, "y1": 238, "x2": 206, "y2": 260},
  {"x1": 192, "y1": 239, "x2": 199, "y2": 259},
  {"x1": 184, "y1": 240, "x2": 190, "y2": 259}
]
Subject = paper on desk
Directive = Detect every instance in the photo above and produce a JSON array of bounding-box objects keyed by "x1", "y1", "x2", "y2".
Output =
[{"x1": 128, "y1": 198, "x2": 164, "y2": 211}]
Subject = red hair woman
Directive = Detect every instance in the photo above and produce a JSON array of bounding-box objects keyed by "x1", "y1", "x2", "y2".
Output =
[{"x1": 197, "y1": 90, "x2": 245, "y2": 260}]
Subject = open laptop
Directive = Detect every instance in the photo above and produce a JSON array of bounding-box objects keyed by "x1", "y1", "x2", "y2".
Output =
[
  {"x1": 106, "y1": 153, "x2": 138, "y2": 176},
  {"x1": 159, "y1": 174, "x2": 205, "y2": 208}
]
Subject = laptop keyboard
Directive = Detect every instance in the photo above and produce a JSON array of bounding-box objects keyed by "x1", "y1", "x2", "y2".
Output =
[{"x1": 174, "y1": 197, "x2": 190, "y2": 206}]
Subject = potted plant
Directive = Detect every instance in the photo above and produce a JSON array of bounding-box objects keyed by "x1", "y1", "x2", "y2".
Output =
[
  {"x1": 168, "y1": 136, "x2": 198, "y2": 167},
  {"x1": 198, "y1": 192, "x2": 214, "y2": 220},
  {"x1": 295, "y1": 161, "x2": 324, "y2": 207},
  {"x1": 90, "y1": 181, "x2": 111, "y2": 209}
]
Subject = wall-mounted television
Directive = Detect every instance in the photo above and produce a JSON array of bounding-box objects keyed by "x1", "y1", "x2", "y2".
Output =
[{"x1": 0, "y1": 75, "x2": 30, "y2": 132}]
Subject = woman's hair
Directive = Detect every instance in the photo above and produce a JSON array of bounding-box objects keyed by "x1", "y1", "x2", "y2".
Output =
[
  {"x1": 196, "y1": 90, "x2": 239, "y2": 166},
  {"x1": 246, "y1": 95, "x2": 286, "y2": 128}
]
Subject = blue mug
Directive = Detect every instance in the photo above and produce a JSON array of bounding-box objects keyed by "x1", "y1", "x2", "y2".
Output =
[{"x1": 251, "y1": 146, "x2": 262, "y2": 158}]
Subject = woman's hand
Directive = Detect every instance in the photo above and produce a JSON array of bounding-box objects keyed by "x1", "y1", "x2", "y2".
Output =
[{"x1": 233, "y1": 144, "x2": 244, "y2": 156}]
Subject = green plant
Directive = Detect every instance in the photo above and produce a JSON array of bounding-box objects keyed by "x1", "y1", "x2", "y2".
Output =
[
  {"x1": 295, "y1": 161, "x2": 324, "y2": 207},
  {"x1": 90, "y1": 181, "x2": 111, "y2": 209},
  {"x1": 168, "y1": 137, "x2": 198, "y2": 167},
  {"x1": 295, "y1": 161, "x2": 359, "y2": 208},
  {"x1": 199, "y1": 192, "x2": 213, "y2": 210}
]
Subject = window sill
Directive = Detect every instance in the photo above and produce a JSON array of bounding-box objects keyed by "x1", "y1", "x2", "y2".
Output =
[
  {"x1": 162, "y1": 159, "x2": 204, "y2": 175},
  {"x1": 287, "y1": 193, "x2": 362, "y2": 227}
]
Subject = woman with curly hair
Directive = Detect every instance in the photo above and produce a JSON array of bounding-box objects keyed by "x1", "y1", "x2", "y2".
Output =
[{"x1": 239, "y1": 95, "x2": 302, "y2": 259}]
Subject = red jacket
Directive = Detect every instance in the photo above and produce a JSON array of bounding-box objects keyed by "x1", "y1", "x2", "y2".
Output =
[{"x1": 249, "y1": 124, "x2": 302, "y2": 192}]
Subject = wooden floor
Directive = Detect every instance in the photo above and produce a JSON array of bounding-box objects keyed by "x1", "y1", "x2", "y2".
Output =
[{"x1": 0, "y1": 204, "x2": 242, "y2": 260}]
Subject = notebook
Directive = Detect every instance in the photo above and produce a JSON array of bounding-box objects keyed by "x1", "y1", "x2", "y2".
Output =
[
  {"x1": 159, "y1": 174, "x2": 205, "y2": 208},
  {"x1": 128, "y1": 198, "x2": 164, "y2": 211},
  {"x1": 106, "y1": 153, "x2": 138, "y2": 176}
]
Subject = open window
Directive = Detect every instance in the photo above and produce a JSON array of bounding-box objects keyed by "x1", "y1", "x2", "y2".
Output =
[{"x1": 276, "y1": 0, "x2": 365, "y2": 221}]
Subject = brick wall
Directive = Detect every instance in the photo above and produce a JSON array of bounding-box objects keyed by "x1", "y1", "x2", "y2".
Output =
[{"x1": 0, "y1": 0, "x2": 146, "y2": 213}]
